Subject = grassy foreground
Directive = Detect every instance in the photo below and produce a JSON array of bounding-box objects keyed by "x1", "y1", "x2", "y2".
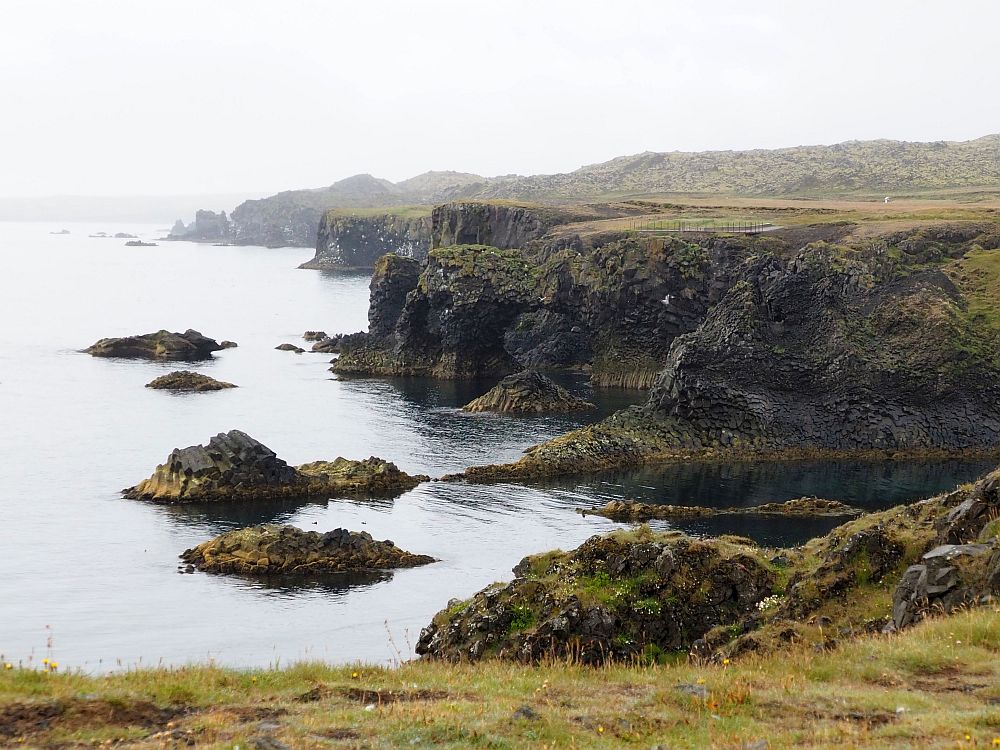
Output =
[{"x1": 2, "y1": 609, "x2": 998, "y2": 749}]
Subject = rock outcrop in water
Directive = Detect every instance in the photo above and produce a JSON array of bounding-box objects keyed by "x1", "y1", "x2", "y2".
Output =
[
  {"x1": 463, "y1": 370, "x2": 595, "y2": 414},
  {"x1": 418, "y1": 465, "x2": 1000, "y2": 663},
  {"x1": 300, "y1": 212, "x2": 432, "y2": 270},
  {"x1": 145, "y1": 371, "x2": 236, "y2": 391},
  {"x1": 180, "y1": 524, "x2": 435, "y2": 575},
  {"x1": 123, "y1": 430, "x2": 428, "y2": 502},
  {"x1": 85, "y1": 329, "x2": 224, "y2": 361},
  {"x1": 167, "y1": 210, "x2": 231, "y2": 242},
  {"x1": 579, "y1": 497, "x2": 863, "y2": 522}
]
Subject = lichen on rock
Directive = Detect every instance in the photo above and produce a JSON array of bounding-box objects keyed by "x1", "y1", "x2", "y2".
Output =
[{"x1": 181, "y1": 524, "x2": 435, "y2": 575}]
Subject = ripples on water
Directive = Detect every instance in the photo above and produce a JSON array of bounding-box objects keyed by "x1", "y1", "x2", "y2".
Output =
[{"x1": 0, "y1": 222, "x2": 993, "y2": 671}]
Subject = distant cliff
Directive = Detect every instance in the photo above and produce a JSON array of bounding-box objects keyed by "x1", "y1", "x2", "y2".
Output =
[
  {"x1": 167, "y1": 210, "x2": 231, "y2": 242},
  {"x1": 300, "y1": 211, "x2": 432, "y2": 269},
  {"x1": 180, "y1": 135, "x2": 1000, "y2": 248}
]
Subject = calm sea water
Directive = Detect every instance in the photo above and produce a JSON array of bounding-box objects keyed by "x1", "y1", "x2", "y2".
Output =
[{"x1": 0, "y1": 222, "x2": 993, "y2": 672}]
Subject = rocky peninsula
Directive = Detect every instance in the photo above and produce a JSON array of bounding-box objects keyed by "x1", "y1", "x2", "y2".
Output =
[
  {"x1": 463, "y1": 370, "x2": 595, "y2": 414},
  {"x1": 123, "y1": 430, "x2": 427, "y2": 502},
  {"x1": 84, "y1": 329, "x2": 226, "y2": 361},
  {"x1": 417, "y1": 464, "x2": 1000, "y2": 663},
  {"x1": 181, "y1": 524, "x2": 435, "y2": 575},
  {"x1": 145, "y1": 371, "x2": 236, "y2": 391}
]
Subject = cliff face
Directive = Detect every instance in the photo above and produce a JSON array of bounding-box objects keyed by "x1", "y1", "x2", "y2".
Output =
[
  {"x1": 431, "y1": 202, "x2": 567, "y2": 250},
  {"x1": 229, "y1": 200, "x2": 323, "y2": 248},
  {"x1": 331, "y1": 231, "x2": 750, "y2": 384},
  {"x1": 451, "y1": 224, "x2": 1000, "y2": 480},
  {"x1": 300, "y1": 213, "x2": 432, "y2": 270}
]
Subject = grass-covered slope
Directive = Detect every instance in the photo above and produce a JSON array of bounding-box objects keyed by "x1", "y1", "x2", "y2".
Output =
[{"x1": 2, "y1": 609, "x2": 998, "y2": 748}]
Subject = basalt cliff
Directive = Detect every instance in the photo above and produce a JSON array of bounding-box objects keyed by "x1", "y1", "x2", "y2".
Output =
[
  {"x1": 328, "y1": 201, "x2": 1000, "y2": 467},
  {"x1": 301, "y1": 211, "x2": 432, "y2": 270}
]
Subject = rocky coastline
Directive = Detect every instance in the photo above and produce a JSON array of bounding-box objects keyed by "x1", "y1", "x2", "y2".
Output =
[
  {"x1": 301, "y1": 211, "x2": 432, "y2": 270},
  {"x1": 417, "y1": 465, "x2": 1000, "y2": 663},
  {"x1": 123, "y1": 430, "x2": 427, "y2": 503}
]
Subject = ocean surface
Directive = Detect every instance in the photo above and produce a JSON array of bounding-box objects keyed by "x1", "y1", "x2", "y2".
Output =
[{"x1": 0, "y1": 221, "x2": 993, "y2": 672}]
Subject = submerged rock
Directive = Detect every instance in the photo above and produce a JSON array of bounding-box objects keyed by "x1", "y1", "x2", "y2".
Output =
[
  {"x1": 181, "y1": 524, "x2": 435, "y2": 575},
  {"x1": 84, "y1": 329, "x2": 224, "y2": 361},
  {"x1": 123, "y1": 429, "x2": 428, "y2": 502},
  {"x1": 580, "y1": 496, "x2": 863, "y2": 522},
  {"x1": 463, "y1": 370, "x2": 595, "y2": 414},
  {"x1": 145, "y1": 371, "x2": 237, "y2": 392}
]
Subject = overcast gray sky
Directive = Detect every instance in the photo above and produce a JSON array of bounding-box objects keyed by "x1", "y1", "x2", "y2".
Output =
[{"x1": 2, "y1": 0, "x2": 998, "y2": 198}]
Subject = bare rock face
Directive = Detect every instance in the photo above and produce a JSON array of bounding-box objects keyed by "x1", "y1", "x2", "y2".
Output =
[
  {"x1": 892, "y1": 543, "x2": 999, "y2": 629},
  {"x1": 463, "y1": 370, "x2": 595, "y2": 414},
  {"x1": 180, "y1": 524, "x2": 436, "y2": 575},
  {"x1": 84, "y1": 329, "x2": 224, "y2": 361},
  {"x1": 145, "y1": 371, "x2": 237, "y2": 391},
  {"x1": 123, "y1": 430, "x2": 428, "y2": 503}
]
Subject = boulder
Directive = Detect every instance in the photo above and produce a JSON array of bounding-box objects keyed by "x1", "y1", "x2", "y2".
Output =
[
  {"x1": 219, "y1": 340, "x2": 238, "y2": 349},
  {"x1": 892, "y1": 543, "x2": 999, "y2": 629},
  {"x1": 145, "y1": 371, "x2": 237, "y2": 392},
  {"x1": 181, "y1": 524, "x2": 435, "y2": 575},
  {"x1": 84, "y1": 329, "x2": 224, "y2": 361},
  {"x1": 302, "y1": 331, "x2": 328, "y2": 342},
  {"x1": 463, "y1": 370, "x2": 595, "y2": 414},
  {"x1": 275, "y1": 343, "x2": 305, "y2": 353},
  {"x1": 123, "y1": 429, "x2": 428, "y2": 503}
]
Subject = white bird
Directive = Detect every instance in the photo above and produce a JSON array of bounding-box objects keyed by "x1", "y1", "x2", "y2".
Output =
[{"x1": 661, "y1": 293, "x2": 673, "y2": 307}]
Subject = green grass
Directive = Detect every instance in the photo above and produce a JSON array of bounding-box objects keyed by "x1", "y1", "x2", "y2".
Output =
[{"x1": 2, "y1": 608, "x2": 998, "y2": 748}]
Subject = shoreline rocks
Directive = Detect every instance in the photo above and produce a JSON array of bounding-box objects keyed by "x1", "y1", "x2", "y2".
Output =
[
  {"x1": 145, "y1": 371, "x2": 237, "y2": 392},
  {"x1": 181, "y1": 524, "x2": 436, "y2": 575},
  {"x1": 84, "y1": 329, "x2": 224, "y2": 361},
  {"x1": 420, "y1": 464, "x2": 1000, "y2": 664},
  {"x1": 123, "y1": 430, "x2": 428, "y2": 503},
  {"x1": 578, "y1": 496, "x2": 863, "y2": 522},
  {"x1": 463, "y1": 370, "x2": 595, "y2": 414},
  {"x1": 275, "y1": 343, "x2": 305, "y2": 353}
]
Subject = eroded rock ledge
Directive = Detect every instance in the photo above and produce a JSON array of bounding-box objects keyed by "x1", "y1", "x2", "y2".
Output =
[
  {"x1": 463, "y1": 370, "x2": 595, "y2": 414},
  {"x1": 145, "y1": 371, "x2": 237, "y2": 392},
  {"x1": 578, "y1": 497, "x2": 863, "y2": 522},
  {"x1": 418, "y1": 465, "x2": 1000, "y2": 664},
  {"x1": 85, "y1": 329, "x2": 225, "y2": 361},
  {"x1": 123, "y1": 430, "x2": 427, "y2": 503},
  {"x1": 181, "y1": 524, "x2": 435, "y2": 575}
]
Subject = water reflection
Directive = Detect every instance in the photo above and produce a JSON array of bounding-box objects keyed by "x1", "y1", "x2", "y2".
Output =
[{"x1": 188, "y1": 568, "x2": 393, "y2": 599}]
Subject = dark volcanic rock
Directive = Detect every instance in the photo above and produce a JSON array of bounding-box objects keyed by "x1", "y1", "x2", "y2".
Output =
[
  {"x1": 301, "y1": 213, "x2": 431, "y2": 270},
  {"x1": 302, "y1": 331, "x2": 328, "y2": 342},
  {"x1": 145, "y1": 371, "x2": 237, "y2": 391},
  {"x1": 123, "y1": 429, "x2": 428, "y2": 502},
  {"x1": 181, "y1": 524, "x2": 436, "y2": 575},
  {"x1": 892, "y1": 543, "x2": 999, "y2": 629},
  {"x1": 463, "y1": 370, "x2": 595, "y2": 413},
  {"x1": 416, "y1": 532, "x2": 774, "y2": 663},
  {"x1": 275, "y1": 343, "x2": 305, "y2": 353},
  {"x1": 85, "y1": 329, "x2": 224, "y2": 361},
  {"x1": 219, "y1": 340, "x2": 238, "y2": 349}
]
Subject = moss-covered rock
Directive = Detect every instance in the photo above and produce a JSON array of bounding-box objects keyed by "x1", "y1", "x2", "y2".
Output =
[
  {"x1": 123, "y1": 430, "x2": 427, "y2": 503},
  {"x1": 463, "y1": 370, "x2": 595, "y2": 414},
  {"x1": 181, "y1": 524, "x2": 435, "y2": 575},
  {"x1": 145, "y1": 371, "x2": 237, "y2": 392}
]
